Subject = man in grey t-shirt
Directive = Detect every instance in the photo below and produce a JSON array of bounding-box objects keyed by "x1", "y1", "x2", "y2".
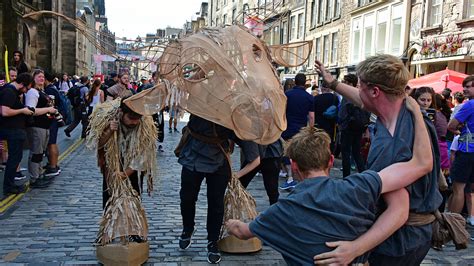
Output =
[
  {"x1": 226, "y1": 99, "x2": 433, "y2": 265},
  {"x1": 314, "y1": 55, "x2": 442, "y2": 265}
]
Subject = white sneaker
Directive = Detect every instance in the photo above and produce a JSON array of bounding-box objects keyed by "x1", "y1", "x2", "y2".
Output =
[{"x1": 279, "y1": 171, "x2": 287, "y2": 178}]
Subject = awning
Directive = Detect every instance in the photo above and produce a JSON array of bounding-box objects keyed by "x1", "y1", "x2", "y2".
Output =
[
  {"x1": 411, "y1": 55, "x2": 474, "y2": 65},
  {"x1": 407, "y1": 68, "x2": 468, "y2": 93}
]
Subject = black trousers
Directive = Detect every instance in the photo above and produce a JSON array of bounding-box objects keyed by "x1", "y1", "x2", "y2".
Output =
[
  {"x1": 180, "y1": 163, "x2": 230, "y2": 241},
  {"x1": 368, "y1": 241, "x2": 431, "y2": 266},
  {"x1": 341, "y1": 130, "x2": 366, "y2": 177},
  {"x1": 102, "y1": 171, "x2": 142, "y2": 209},
  {"x1": 65, "y1": 106, "x2": 88, "y2": 138},
  {"x1": 239, "y1": 157, "x2": 280, "y2": 205}
]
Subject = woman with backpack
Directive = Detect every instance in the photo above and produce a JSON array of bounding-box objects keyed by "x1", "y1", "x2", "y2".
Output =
[{"x1": 86, "y1": 79, "x2": 104, "y2": 115}]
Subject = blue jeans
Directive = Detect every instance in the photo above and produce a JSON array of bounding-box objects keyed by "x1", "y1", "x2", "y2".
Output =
[{"x1": 0, "y1": 128, "x2": 26, "y2": 193}]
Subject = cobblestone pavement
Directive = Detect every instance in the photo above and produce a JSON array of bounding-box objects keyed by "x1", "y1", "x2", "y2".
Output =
[{"x1": 0, "y1": 119, "x2": 473, "y2": 265}]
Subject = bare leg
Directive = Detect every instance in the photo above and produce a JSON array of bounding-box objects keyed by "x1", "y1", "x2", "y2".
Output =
[
  {"x1": 448, "y1": 182, "x2": 467, "y2": 213},
  {"x1": 47, "y1": 144, "x2": 59, "y2": 168}
]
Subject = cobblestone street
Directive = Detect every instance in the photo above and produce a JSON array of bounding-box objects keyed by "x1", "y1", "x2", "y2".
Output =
[{"x1": 0, "y1": 119, "x2": 473, "y2": 265}]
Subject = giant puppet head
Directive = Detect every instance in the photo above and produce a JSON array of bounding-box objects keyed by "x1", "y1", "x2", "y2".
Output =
[{"x1": 161, "y1": 25, "x2": 288, "y2": 145}]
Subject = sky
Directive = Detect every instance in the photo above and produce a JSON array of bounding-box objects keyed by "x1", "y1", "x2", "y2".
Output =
[{"x1": 105, "y1": 0, "x2": 206, "y2": 39}]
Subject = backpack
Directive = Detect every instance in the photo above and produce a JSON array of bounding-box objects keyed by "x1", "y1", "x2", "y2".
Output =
[
  {"x1": 57, "y1": 93, "x2": 73, "y2": 125},
  {"x1": 323, "y1": 95, "x2": 339, "y2": 120},
  {"x1": 67, "y1": 85, "x2": 85, "y2": 107},
  {"x1": 347, "y1": 104, "x2": 371, "y2": 132}
]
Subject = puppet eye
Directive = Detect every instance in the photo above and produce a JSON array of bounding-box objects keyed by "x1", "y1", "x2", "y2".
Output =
[
  {"x1": 182, "y1": 63, "x2": 206, "y2": 82},
  {"x1": 252, "y1": 44, "x2": 262, "y2": 62}
]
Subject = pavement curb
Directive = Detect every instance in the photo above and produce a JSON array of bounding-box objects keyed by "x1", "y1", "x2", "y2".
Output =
[{"x1": 0, "y1": 138, "x2": 83, "y2": 219}]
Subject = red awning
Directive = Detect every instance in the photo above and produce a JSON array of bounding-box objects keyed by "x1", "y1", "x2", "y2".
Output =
[{"x1": 407, "y1": 68, "x2": 468, "y2": 93}]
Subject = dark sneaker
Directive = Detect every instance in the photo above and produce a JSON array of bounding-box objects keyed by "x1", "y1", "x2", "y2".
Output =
[
  {"x1": 158, "y1": 145, "x2": 164, "y2": 152},
  {"x1": 30, "y1": 179, "x2": 52, "y2": 188},
  {"x1": 207, "y1": 241, "x2": 221, "y2": 264},
  {"x1": 14, "y1": 172, "x2": 27, "y2": 181},
  {"x1": 44, "y1": 166, "x2": 61, "y2": 177},
  {"x1": 174, "y1": 128, "x2": 179, "y2": 133},
  {"x1": 179, "y1": 228, "x2": 195, "y2": 250},
  {"x1": 4, "y1": 185, "x2": 27, "y2": 195},
  {"x1": 168, "y1": 128, "x2": 173, "y2": 133},
  {"x1": 64, "y1": 129, "x2": 71, "y2": 138},
  {"x1": 129, "y1": 235, "x2": 145, "y2": 243}
]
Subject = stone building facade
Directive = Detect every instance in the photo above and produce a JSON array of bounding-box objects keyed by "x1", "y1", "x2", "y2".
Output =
[
  {"x1": 0, "y1": 0, "x2": 77, "y2": 74},
  {"x1": 409, "y1": 0, "x2": 474, "y2": 76}
]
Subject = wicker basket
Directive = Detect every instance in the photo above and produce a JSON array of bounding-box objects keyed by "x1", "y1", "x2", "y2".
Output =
[
  {"x1": 96, "y1": 242, "x2": 149, "y2": 266},
  {"x1": 218, "y1": 235, "x2": 262, "y2": 253}
]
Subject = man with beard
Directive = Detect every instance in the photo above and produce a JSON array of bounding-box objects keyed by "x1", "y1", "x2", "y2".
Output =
[{"x1": 106, "y1": 73, "x2": 132, "y2": 101}]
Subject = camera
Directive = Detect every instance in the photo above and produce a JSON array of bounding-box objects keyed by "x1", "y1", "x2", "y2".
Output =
[{"x1": 47, "y1": 95, "x2": 65, "y2": 126}]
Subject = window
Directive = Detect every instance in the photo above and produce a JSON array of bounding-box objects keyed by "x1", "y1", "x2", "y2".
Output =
[
  {"x1": 470, "y1": 0, "x2": 474, "y2": 18},
  {"x1": 352, "y1": 19, "x2": 361, "y2": 62},
  {"x1": 335, "y1": 0, "x2": 341, "y2": 17},
  {"x1": 216, "y1": 17, "x2": 220, "y2": 25},
  {"x1": 331, "y1": 32, "x2": 338, "y2": 63},
  {"x1": 326, "y1": 0, "x2": 333, "y2": 21},
  {"x1": 297, "y1": 14, "x2": 304, "y2": 39},
  {"x1": 273, "y1": 26, "x2": 280, "y2": 44},
  {"x1": 364, "y1": 13, "x2": 374, "y2": 58},
  {"x1": 232, "y1": 8, "x2": 236, "y2": 23},
  {"x1": 216, "y1": 0, "x2": 220, "y2": 10},
  {"x1": 390, "y1": 17, "x2": 402, "y2": 54},
  {"x1": 311, "y1": 0, "x2": 318, "y2": 27},
  {"x1": 318, "y1": 0, "x2": 324, "y2": 24},
  {"x1": 323, "y1": 35, "x2": 329, "y2": 64},
  {"x1": 281, "y1": 20, "x2": 288, "y2": 44},
  {"x1": 358, "y1": 0, "x2": 373, "y2": 7},
  {"x1": 290, "y1": 16, "x2": 296, "y2": 40},
  {"x1": 376, "y1": 9, "x2": 388, "y2": 54},
  {"x1": 223, "y1": 14, "x2": 227, "y2": 25},
  {"x1": 430, "y1": 0, "x2": 442, "y2": 26},
  {"x1": 390, "y1": 4, "x2": 403, "y2": 54},
  {"x1": 315, "y1": 38, "x2": 321, "y2": 61}
]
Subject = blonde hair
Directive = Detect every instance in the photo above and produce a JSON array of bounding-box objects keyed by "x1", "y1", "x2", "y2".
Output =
[
  {"x1": 286, "y1": 127, "x2": 331, "y2": 173},
  {"x1": 356, "y1": 54, "x2": 410, "y2": 99}
]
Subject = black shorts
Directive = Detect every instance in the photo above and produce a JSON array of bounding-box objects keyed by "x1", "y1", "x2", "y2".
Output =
[
  {"x1": 48, "y1": 120, "x2": 59, "y2": 145},
  {"x1": 450, "y1": 151, "x2": 474, "y2": 184}
]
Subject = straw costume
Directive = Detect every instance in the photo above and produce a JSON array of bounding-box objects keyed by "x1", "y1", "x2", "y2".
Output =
[{"x1": 86, "y1": 98, "x2": 157, "y2": 245}]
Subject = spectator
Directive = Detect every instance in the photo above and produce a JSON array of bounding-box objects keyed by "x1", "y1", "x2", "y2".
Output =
[
  {"x1": 280, "y1": 73, "x2": 314, "y2": 190},
  {"x1": 44, "y1": 71, "x2": 62, "y2": 177},
  {"x1": 451, "y1": 92, "x2": 466, "y2": 119},
  {"x1": 0, "y1": 73, "x2": 34, "y2": 195},
  {"x1": 58, "y1": 73, "x2": 73, "y2": 94},
  {"x1": 441, "y1": 88, "x2": 454, "y2": 108},
  {"x1": 25, "y1": 69, "x2": 57, "y2": 188},
  {"x1": 227, "y1": 100, "x2": 432, "y2": 265},
  {"x1": 447, "y1": 75, "x2": 474, "y2": 214},
  {"x1": 314, "y1": 81, "x2": 339, "y2": 151},
  {"x1": 106, "y1": 73, "x2": 132, "y2": 101},
  {"x1": 11, "y1": 51, "x2": 29, "y2": 74},
  {"x1": 64, "y1": 76, "x2": 90, "y2": 139},
  {"x1": 338, "y1": 74, "x2": 370, "y2": 177},
  {"x1": 450, "y1": 135, "x2": 474, "y2": 226},
  {"x1": 315, "y1": 55, "x2": 442, "y2": 265},
  {"x1": 105, "y1": 72, "x2": 118, "y2": 88},
  {"x1": 9, "y1": 67, "x2": 17, "y2": 82},
  {"x1": 86, "y1": 79, "x2": 104, "y2": 114}
]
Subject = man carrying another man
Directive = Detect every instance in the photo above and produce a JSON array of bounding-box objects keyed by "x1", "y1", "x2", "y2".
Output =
[
  {"x1": 313, "y1": 55, "x2": 442, "y2": 265},
  {"x1": 226, "y1": 95, "x2": 433, "y2": 264}
]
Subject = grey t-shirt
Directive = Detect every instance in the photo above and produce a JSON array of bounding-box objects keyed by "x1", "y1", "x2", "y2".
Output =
[
  {"x1": 178, "y1": 115, "x2": 233, "y2": 173},
  {"x1": 368, "y1": 103, "x2": 442, "y2": 256},
  {"x1": 249, "y1": 170, "x2": 382, "y2": 265}
]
